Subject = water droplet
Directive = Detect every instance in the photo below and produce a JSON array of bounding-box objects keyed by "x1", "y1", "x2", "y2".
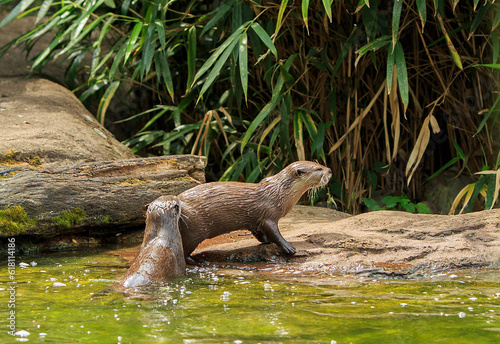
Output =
[
  {"x1": 458, "y1": 312, "x2": 466, "y2": 318},
  {"x1": 400, "y1": 303, "x2": 407, "y2": 307},
  {"x1": 30, "y1": 261, "x2": 37, "y2": 267},
  {"x1": 469, "y1": 297, "x2": 477, "y2": 301},
  {"x1": 52, "y1": 282, "x2": 66, "y2": 287},
  {"x1": 15, "y1": 330, "x2": 30, "y2": 337}
]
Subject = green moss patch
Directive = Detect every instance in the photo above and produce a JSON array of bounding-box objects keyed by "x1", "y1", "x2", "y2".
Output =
[
  {"x1": 0, "y1": 206, "x2": 36, "y2": 235},
  {"x1": 0, "y1": 149, "x2": 42, "y2": 167},
  {"x1": 52, "y1": 208, "x2": 86, "y2": 229}
]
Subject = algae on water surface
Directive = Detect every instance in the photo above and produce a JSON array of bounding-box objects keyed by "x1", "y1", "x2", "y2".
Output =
[{"x1": 0, "y1": 248, "x2": 499, "y2": 344}]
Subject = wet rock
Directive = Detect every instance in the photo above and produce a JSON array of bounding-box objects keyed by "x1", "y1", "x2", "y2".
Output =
[
  {"x1": 0, "y1": 78, "x2": 206, "y2": 238},
  {"x1": 187, "y1": 206, "x2": 500, "y2": 277}
]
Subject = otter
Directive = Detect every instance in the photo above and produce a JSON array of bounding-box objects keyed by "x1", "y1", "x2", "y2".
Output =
[
  {"x1": 178, "y1": 161, "x2": 332, "y2": 260},
  {"x1": 118, "y1": 195, "x2": 186, "y2": 288}
]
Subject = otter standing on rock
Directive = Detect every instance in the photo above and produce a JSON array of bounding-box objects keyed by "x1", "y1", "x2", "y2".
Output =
[
  {"x1": 178, "y1": 161, "x2": 332, "y2": 260},
  {"x1": 119, "y1": 195, "x2": 186, "y2": 288}
]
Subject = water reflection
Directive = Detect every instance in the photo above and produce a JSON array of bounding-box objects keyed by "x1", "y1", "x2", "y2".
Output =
[{"x1": 0, "y1": 248, "x2": 499, "y2": 343}]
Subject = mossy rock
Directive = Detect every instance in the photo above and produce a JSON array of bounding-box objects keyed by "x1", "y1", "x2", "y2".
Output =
[
  {"x1": 52, "y1": 208, "x2": 87, "y2": 229},
  {"x1": 0, "y1": 206, "x2": 36, "y2": 235}
]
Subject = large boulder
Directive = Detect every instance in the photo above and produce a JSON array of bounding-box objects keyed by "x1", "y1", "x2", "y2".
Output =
[
  {"x1": 0, "y1": 77, "x2": 135, "y2": 166},
  {"x1": 0, "y1": 77, "x2": 206, "y2": 239}
]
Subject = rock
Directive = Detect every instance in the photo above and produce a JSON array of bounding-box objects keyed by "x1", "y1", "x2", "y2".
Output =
[
  {"x1": 0, "y1": 77, "x2": 135, "y2": 166},
  {"x1": 423, "y1": 170, "x2": 472, "y2": 214},
  {"x1": 185, "y1": 205, "x2": 500, "y2": 277},
  {"x1": 0, "y1": 77, "x2": 207, "y2": 239},
  {"x1": 0, "y1": 155, "x2": 206, "y2": 237}
]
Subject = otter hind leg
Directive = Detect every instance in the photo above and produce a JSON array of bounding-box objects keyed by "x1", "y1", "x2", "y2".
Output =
[
  {"x1": 260, "y1": 220, "x2": 296, "y2": 255},
  {"x1": 251, "y1": 229, "x2": 270, "y2": 244}
]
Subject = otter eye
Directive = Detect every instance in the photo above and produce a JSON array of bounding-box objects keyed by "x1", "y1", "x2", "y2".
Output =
[
  {"x1": 296, "y1": 168, "x2": 306, "y2": 176},
  {"x1": 173, "y1": 204, "x2": 179, "y2": 212},
  {"x1": 315, "y1": 167, "x2": 323, "y2": 171}
]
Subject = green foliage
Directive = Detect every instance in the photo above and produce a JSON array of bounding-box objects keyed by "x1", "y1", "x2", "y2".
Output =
[
  {"x1": 52, "y1": 208, "x2": 86, "y2": 229},
  {"x1": 362, "y1": 193, "x2": 432, "y2": 214},
  {"x1": 0, "y1": 0, "x2": 497, "y2": 213},
  {"x1": 0, "y1": 206, "x2": 36, "y2": 235}
]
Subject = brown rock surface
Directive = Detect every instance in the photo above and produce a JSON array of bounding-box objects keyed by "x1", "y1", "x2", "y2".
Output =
[
  {"x1": 0, "y1": 77, "x2": 134, "y2": 166},
  {"x1": 187, "y1": 205, "x2": 500, "y2": 277}
]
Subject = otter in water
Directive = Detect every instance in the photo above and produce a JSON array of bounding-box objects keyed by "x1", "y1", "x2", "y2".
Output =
[
  {"x1": 118, "y1": 195, "x2": 186, "y2": 288},
  {"x1": 178, "y1": 161, "x2": 332, "y2": 260}
]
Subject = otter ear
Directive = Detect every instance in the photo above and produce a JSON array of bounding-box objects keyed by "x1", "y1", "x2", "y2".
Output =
[{"x1": 144, "y1": 203, "x2": 150, "y2": 211}]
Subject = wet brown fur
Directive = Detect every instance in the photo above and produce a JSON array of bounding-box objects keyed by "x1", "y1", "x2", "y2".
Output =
[
  {"x1": 118, "y1": 195, "x2": 186, "y2": 288},
  {"x1": 178, "y1": 161, "x2": 332, "y2": 259}
]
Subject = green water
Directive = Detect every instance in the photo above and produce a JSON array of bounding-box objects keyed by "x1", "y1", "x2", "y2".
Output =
[{"x1": 1, "y1": 248, "x2": 500, "y2": 343}]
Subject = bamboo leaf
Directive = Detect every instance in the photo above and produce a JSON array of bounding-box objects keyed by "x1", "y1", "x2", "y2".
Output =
[
  {"x1": 426, "y1": 157, "x2": 460, "y2": 181},
  {"x1": 0, "y1": 0, "x2": 35, "y2": 29},
  {"x1": 394, "y1": 42, "x2": 409, "y2": 113},
  {"x1": 71, "y1": 13, "x2": 91, "y2": 42},
  {"x1": 36, "y1": 0, "x2": 54, "y2": 23},
  {"x1": 257, "y1": 116, "x2": 281, "y2": 157},
  {"x1": 437, "y1": 13, "x2": 462, "y2": 70},
  {"x1": 156, "y1": 53, "x2": 174, "y2": 101},
  {"x1": 198, "y1": 37, "x2": 240, "y2": 101},
  {"x1": 104, "y1": 0, "x2": 116, "y2": 8},
  {"x1": 492, "y1": 37, "x2": 499, "y2": 65},
  {"x1": 333, "y1": 28, "x2": 359, "y2": 75},
  {"x1": 191, "y1": 24, "x2": 247, "y2": 89},
  {"x1": 124, "y1": 21, "x2": 142, "y2": 64},
  {"x1": 451, "y1": 139, "x2": 466, "y2": 161},
  {"x1": 293, "y1": 112, "x2": 305, "y2": 160},
  {"x1": 280, "y1": 94, "x2": 293, "y2": 159},
  {"x1": 464, "y1": 177, "x2": 486, "y2": 213},
  {"x1": 238, "y1": 33, "x2": 248, "y2": 102},
  {"x1": 391, "y1": 0, "x2": 402, "y2": 51},
  {"x1": 109, "y1": 41, "x2": 128, "y2": 81},
  {"x1": 155, "y1": 20, "x2": 166, "y2": 51},
  {"x1": 475, "y1": 94, "x2": 500, "y2": 135},
  {"x1": 97, "y1": 81, "x2": 120, "y2": 125},
  {"x1": 474, "y1": 0, "x2": 480, "y2": 11},
  {"x1": 141, "y1": 24, "x2": 156, "y2": 79},
  {"x1": 386, "y1": 47, "x2": 395, "y2": 93},
  {"x1": 56, "y1": 15, "x2": 106, "y2": 59},
  {"x1": 241, "y1": 96, "x2": 282, "y2": 152},
  {"x1": 137, "y1": 108, "x2": 170, "y2": 134},
  {"x1": 316, "y1": 121, "x2": 326, "y2": 159},
  {"x1": 275, "y1": 0, "x2": 289, "y2": 36},
  {"x1": 187, "y1": 26, "x2": 197, "y2": 92},
  {"x1": 468, "y1": 2, "x2": 489, "y2": 40},
  {"x1": 493, "y1": 7, "x2": 500, "y2": 31},
  {"x1": 251, "y1": 22, "x2": 277, "y2": 57},
  {"x1": 416, "y1": 0, "x2": 426, "y2": 31},
  {"x1": 201, "y1": 0, "x2": 234, "y2": 36},
  {"x1": 355, "y1": 35, "x2": 391, "y2": 66},
  {"x1": 449, "y1": 183, "x2": 474, "y2": 215},
  {"x1": 321, "y1": 0, "x2": 332, "y2": 22},
  {"x1": 355, "y1": 0, "x2": 366, "y2": 13},
  {"x1": 302, "y1": 0, "x2": 310, "y2": 33},
  {"x1": 406, "y1": 115, "x2": 431, "y2": 185}
]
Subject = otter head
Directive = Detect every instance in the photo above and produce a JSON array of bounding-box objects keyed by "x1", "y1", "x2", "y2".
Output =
[
  {"x1": 142, "y1": 195, "x2": 181, "y2": 248},
  {"x1": 263, "y1": 161, "x2": 332, "y2": 216},
  {"x1": 283, "y1": 161, "x2": 332, "y2": 193}
]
